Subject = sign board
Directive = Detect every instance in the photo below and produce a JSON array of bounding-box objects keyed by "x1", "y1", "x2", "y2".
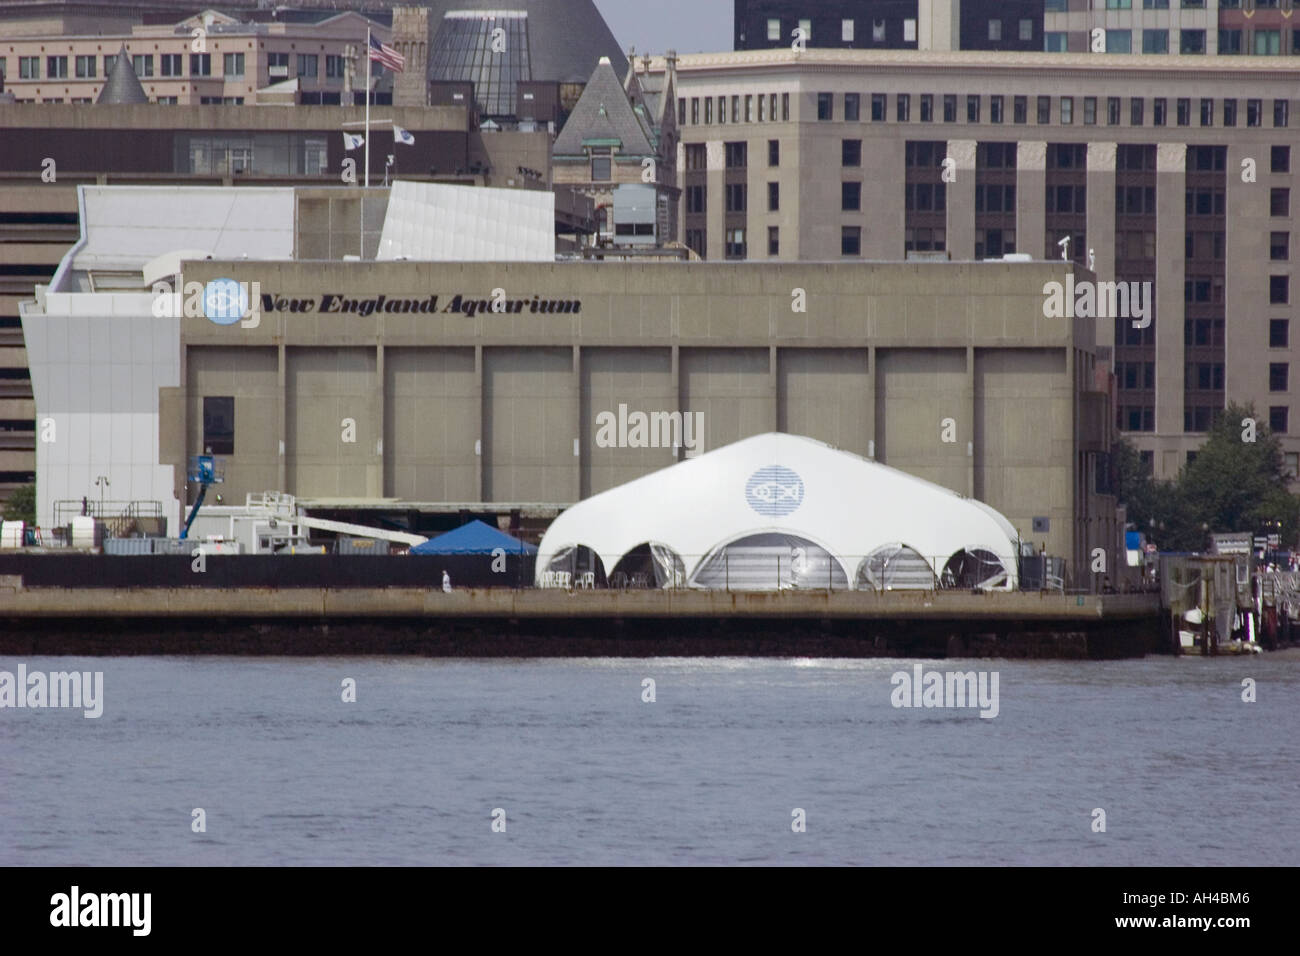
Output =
[{"x1": 1212, "y1": 532, "x2": 1252, "y2": 555}]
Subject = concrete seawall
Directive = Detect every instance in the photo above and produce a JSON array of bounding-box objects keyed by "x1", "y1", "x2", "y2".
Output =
[{"x1": 0, "y1": 587, "x2": 1165, "y2": 658}]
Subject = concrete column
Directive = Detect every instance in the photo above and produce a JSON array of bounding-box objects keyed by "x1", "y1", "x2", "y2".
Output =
[
  {"x1": 1087, "y1": 142, "x2": 1118, "y2": 351},
  {"x1": 706, "y1": 140, "x2": 726, "y2": 261},
  {"x1": 1064, "y1": 343, "x2": 1081, "y2": 577},
  {"x1": 865, "y1": 346, "x2": 876, "y2": 459},
  {"x1": 965, "y1": 344, "x2": 975, "y2": 498},
  {"x1": 474, "y1": 343, "x2": 484, "y2": 501},
  {"x1": 573, "y1": 344, "x2": 582, "y2": 502},
  {"x1": 862, "y1": 139, "x2": 905, "y2": 260},
  {"x1": 946, "y1": 139, "x2": 976, "y2": 261},
  {"x1": 769, "y1": 345, "x2": 779, "y2": 432},
  {"x1": 676, "y1": 140, "x2": 687, "y2": 245},
  {"x1": 277, "y1": 341, "x2": 286, "y2": 492},
  {"x1": 1156, "y1": 142, "x2": 1188, "y2": 449},
  {"x1": 1017, "y1": 141, "x2": 1047, "y2": 260},
  {"x1": 917, "y1": 0, "x2": 958, "y2": 51},
  {"x1": 374, "y1": 343, "x2": 385, "y2": 497},
  {"x1": 1224, "y1": 140, "x2": 1276, "y2": 455},
  {"x1": 672, "y1": 343, "x2": 681, "y2": 450}
]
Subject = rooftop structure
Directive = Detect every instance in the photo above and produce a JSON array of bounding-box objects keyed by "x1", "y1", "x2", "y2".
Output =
[
  {"x1": 418, "y1": 0, "x2": 625, "y2": 118},
  {"x1": 552, "y1": 53, "x2": 680, "y2": 247},
  {"x1": 95, "y1": 46, "x2": 148, "y2": 104}
]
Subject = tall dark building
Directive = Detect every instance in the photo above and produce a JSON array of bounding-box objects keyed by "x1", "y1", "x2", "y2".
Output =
[
  {"x1": 959, "y1": 0, "x2": 1041, "y2": 52},
  {"x1": 735, "y1": 0, "x2": 920, "y2": 50},
  {"x1": 734, "y1": 1, "x2": 1042, "y2": 52}
]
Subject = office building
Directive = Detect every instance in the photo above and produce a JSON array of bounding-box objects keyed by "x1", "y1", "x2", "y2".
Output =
[{"x1": 662, "y1": 47, "x2": 1299, "y2": 480}]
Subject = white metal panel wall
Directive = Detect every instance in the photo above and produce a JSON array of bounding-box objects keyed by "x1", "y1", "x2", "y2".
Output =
[{"x1": 377, "y1": 180, "x2": 554, "y2": 261}]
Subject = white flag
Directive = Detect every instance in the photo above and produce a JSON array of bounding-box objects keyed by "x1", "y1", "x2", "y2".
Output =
[
  {"x1": 343, "y1": 132, "x2": 365, "y2": 150},
  {"x1": 393, "y1": 125, "x2": 415, "y2": 146}
]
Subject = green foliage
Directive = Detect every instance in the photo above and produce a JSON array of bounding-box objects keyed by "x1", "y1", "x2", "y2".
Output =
[
  {"x1": 1116, "y1": 403, "x2": 1299, "y2": 552},
  {"x1": 2, "y1": 484, "x2": 35, "y2": 525},
  {"x1": 1112, "y1": 436, "x2": 1162, "y2": 533}
]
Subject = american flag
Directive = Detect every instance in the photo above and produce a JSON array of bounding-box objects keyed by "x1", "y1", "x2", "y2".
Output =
[{"x1": 368, "y1": 33, "x2": 405, "y2": 73}]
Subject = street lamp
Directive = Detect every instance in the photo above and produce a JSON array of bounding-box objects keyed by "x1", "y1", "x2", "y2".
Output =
[{"x1": 94, "y1": 475, "x2": 109, "y2": 517}]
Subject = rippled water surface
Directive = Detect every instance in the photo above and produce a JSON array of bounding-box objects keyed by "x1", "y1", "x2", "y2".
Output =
[{"x1": 2, "y1": 653, "x2": 1296, "y2": 865}]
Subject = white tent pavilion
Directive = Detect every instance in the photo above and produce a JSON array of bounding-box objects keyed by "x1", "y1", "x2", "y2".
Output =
[{"x1": 535, "y1": 432, "x2": 1022, "y2": 591}]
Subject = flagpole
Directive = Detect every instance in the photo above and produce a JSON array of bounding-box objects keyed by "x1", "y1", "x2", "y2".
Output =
[
  {"x1": 361, "y1": 26, "x2": 371, "y2": 258},
  {"x1": 364, "y1": 26, "x2": 371, "y2": 191}
]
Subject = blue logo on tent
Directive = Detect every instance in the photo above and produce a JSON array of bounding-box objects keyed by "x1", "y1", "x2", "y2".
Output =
[
  {"x1": 745, "y1": 465, "x2": 804, "y2": 517},
  {"x1": 203, "y1": 278, "x2": 247, "y2": 325}
]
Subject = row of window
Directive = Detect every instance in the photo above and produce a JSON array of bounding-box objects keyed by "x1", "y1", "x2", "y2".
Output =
[
  {"x1": 870, "y1": 140, "x2": 1285, "y2": 177},
  {"x1": 694, "y1": 196, "x2": 1292, "y2": 258},
  {"x1": 6, "y1": 52, "x2": 358, "y2": 81},
  {"x1": 689, "y1": 206, "x2": 1286, "y2": 267},
  {"x1": 19, "y1": 96, "x2": 257, "y2": 105},
  {"x1": 808, "y1": 91, "x2": 1295, "y2": 129},
  {"x1": 1176, "y1": 274, "x2": 1291, "y2": 305},
  {"x1": 680, "y1": 92, "x2": 790, "y2": 126},
  {"x1": 1218, "y1": 28, "x2": 1298, "y2": 56},
  {"x1": 1062, "y1": 0, "x2": 1218, "y2": 7},
  {"x1": 765, "y1": 15, "x2": 1038, "y2": 46},
  {"x1": 701, "y1": 222, "x2": 893, "y2": 260},
  {"x1": 1120, "y1": 405, "x2": 1292, "y2": 438},
  {"x1": 1045, "y1": 26, "x2": 1300, "y2": 56},
  {"x1": 764, "y1": 16, "x2": 921, "y2": 45},
  {"x1": 692, "y1": 139, "x2": 1290, "y2": 215},
  {"x1": 1177, "y1": 363, "x2": 1294, "y2": 394},
  {"x1": 679, "y1": 88, "x2": 1294, "y2": 130}
]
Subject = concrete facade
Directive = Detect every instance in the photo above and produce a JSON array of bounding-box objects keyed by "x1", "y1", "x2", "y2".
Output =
[
  {"x1": 663, "y1": 48, "x2": 1300, "y2": 480},
  {"x1": 1044, "y1": 0, "x2": 1223, "y2": 55},
  {"x1": 115, "y1": 258, "x2": 1121, "y2": 583},
  {"x1": 0, "y1": 9, "x2": 390, "y2": 105}
]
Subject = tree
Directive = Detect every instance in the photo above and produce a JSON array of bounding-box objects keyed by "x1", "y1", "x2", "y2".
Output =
[
  {"x1": 1159, "y1": 402, "x2": 1300, "y2": 552},
  {"x1": 2, "y1": 484, "x2": 35, "y2": 525},
  {"x1": 1112, "y1": 435, "x2": 1164, "y2": 534}
]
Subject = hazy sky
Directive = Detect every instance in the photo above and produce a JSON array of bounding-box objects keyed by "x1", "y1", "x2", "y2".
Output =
[{"x1": 594, "y1": 0, "x2": 733, "y2": 56}]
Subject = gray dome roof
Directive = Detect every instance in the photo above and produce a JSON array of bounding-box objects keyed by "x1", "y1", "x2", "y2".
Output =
[
  {"x1": 426, "y1": 0, "x2": 627, "y2": 86},
  {"x1": 97, "y1": 47, "x2": 149, "y2": 105}
]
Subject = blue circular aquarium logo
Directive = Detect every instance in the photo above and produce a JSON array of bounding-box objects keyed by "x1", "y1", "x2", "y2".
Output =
[
  {"x1": 745, "y1": 465, "x2": 805, "y2": 517},
  {"x1": 203, "y1": 278, "x2": 247, "y2": 325}
]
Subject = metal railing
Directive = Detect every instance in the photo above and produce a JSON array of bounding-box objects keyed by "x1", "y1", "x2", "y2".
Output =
[{"x1": 53, "y1": 499, "x2": 163, "y2": 531}]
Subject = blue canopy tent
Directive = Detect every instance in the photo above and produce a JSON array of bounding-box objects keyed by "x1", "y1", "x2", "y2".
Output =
[{"x1": 411, "y1": 520, "x2": 537, "y2": 555}]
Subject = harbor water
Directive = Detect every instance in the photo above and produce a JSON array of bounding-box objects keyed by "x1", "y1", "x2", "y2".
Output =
[{"x1": 2, "y1": 651, "x2": 1297, "y2": 866}]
